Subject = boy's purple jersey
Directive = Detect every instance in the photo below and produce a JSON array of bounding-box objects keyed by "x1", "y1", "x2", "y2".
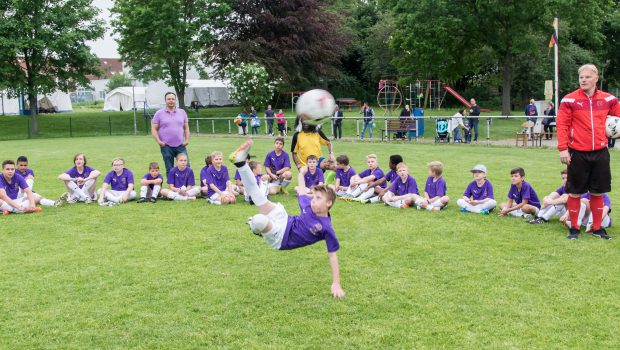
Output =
[
  {"x1": 463, "y1": 180, "x2": 494, "y2": 200},
  {"x1": 167, "y1": 166, "x2": 195, "y2": 187},
  {"x1": 17, "y1": 168, "x2": 34, "y2": 178},
  {"x1": 424, "y1": 176, "x2": 447, "y2": 197},
  {"x1": 202, "y1": 165, "x2": 230, "y2": 196},
  {"x1": 389, "y1": 175, "x2": 419, "y2": 195},
  {"x1": 335, "y1": 166, "x2": 356, "y2": 187},
  {"x1": 0, "y1": 173, "x2": 28, "y2": 199},
  {"x1": 281, "y1": 195, "x2": 340, "y2": 253},
  {"x1": 103, "y1": 168, "x2": 134, "y2": 191},
  {"x1": 358, "y1": 167, "x2": 387, "y2": 188},
  {"x1": 581, "y1": 193, "x2": 612, "y2": 209},
  {"x1": 507, "y1": 181, "x2": 540, "y2": 208},
  {"x1": 304, "y1": 168, "x2": 324, "y2": 187},
  {"x1": 384, "y1": 169, "x2": 397, "y2": 184},
  {"x1": 264, "y1": 150, "x2": 291, "y2": 173},
  {"x1": 554, "y1": 185, "x2": 566, "y2": 196},
  {"x1": 142, "y1": 173, "x2": 163, "y2": 189},
  {"x1": 66, "y1": 166, "x2": 96, "y2": 188},
  {"x1": 234, "y1": 169, "x2": 241, "y2": 181}
]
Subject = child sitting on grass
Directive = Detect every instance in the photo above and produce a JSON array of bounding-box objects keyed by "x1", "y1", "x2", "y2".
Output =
[
  {"x1": 456, "y1": 164, "x2": 496, "y2": 214},
  {"x1": 138, "y1": 162, "x2": 163, "y2": 203},
  {"x1": 498, "y1": 167, "x2": 540, "y2": 219},
  {"x1": 382, "y1": 162, "x2": 421, "y2": 208},
  {"x1": 420, "y1": 161, "x2": 449, "y2": 211}
]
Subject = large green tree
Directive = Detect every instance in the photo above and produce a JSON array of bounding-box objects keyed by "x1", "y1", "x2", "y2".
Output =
[
  {"x1": 0, "y1": 0, "x2": 104, "y2": 135},
  {"x1": 111, "y1": 0, "x2": 230, "y2": 110},
  {"x1": 388, "y1": 0, "x2": 616, "y2": 114}
]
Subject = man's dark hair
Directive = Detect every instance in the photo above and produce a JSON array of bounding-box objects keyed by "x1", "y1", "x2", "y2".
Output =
[
  {"x1": 2, "y1": 160, "x2": 15, "y2": 168},
  {"x1": 17, "y1": 156, "x2": 28, "y2": 163},
  {"x1": 164, "y1": 92, "x2": 176, "y2": 98},
  {"x1": 336, "y1": 155, "x2": 349, "y2": 165},
  {"x1": 510, "y1": 167, "x2": 525, "y2": 177},
  {"x1": 389, "y1": 155, "x2": 403, "y2": 166},
  {"x1": 275, "y1": 137, "x2": 285, "y2": 144}
]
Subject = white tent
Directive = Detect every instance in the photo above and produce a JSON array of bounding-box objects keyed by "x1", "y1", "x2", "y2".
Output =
[
  {"x1": 145, "y1": 79, "x2": 233, "y2": 109},
  {"x1": 0, "y1": 91, "x2": 20, "y2": 115},
  {"x1": 103, "y1": 87, "x2": 147, "y2": 112},
  {"x1": 39, "y1": 91, "x2": 73, "y2": 113}
]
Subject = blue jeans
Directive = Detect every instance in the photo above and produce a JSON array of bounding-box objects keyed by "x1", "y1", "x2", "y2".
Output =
[
  {"x1": 161, "y1": 145, "x2": 189, "y2": 176},
  {"x1": 453, "y1": 128, "x2": 461, "y2": 143},
  {"x1": 361, "y1": 120, "x2": 373, "y2": 139},
  {"x1": 267, "y1": 119, "x2": 274, "y2": 134},
  {"x1": 469, "y1": 118, "x2": 479, "y2": 141}
]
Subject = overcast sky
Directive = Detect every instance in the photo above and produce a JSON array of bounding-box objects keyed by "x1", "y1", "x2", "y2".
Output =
[{"x1": 87, "y1": 0, "x2": 119, "y2": 58}]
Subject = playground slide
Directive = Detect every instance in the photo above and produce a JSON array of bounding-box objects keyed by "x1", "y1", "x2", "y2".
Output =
[{"x1": 443, "y1": 85, "x2": 471, "y2": 108}]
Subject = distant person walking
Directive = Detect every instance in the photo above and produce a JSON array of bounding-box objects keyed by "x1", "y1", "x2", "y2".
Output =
[
  {"x1": 542, "y1": 102, "x2": 555, "y2": 140},
  {"x1": 151, "y1": 92, "x2": 190, "y2": 175},
  {"x1": 265, "y1": 104, "x2": 275, "y2": 136},
  {"x1": 360, "y1": 102, "x2": 374, "y2": 139},
  {"x1": 468, "y1": 98, "x2": 480, "y2": 142},
  {"x1": 332, "y1": 104, "x2": 343, "y2": 140},
  {"x1": 557, "y1": 64, "x2": 620, "y2": 240}
]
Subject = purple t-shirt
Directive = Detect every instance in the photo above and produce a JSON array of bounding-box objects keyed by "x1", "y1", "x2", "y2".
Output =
[
  {"x1": 65, "y1": 166, "x2": 96, "y2": 188},
  {"x1": 234, "y1": 169, "x2": 241, "y2": 181},
  {"x1": 17, "y1": 168, "x2": 34, "y2": 178},
  {"x1": 103, "y1": 168, "x2": 134, "y2": 191},
  {"x1": 581, "y1": 193, "x2": 612, "y2": 208},
  {"x1": 384, "y1": 169, "x2": 397, "y2": 184},
  {"x1": 201, "y1": 165, "x2": 230, "y2": 196},
  {"x1": 152, "y1": 108, "x2": 188, "y2": 147},
  {"x1": 142, "y1": 173, "x2": 163, "y2": 189},
  {"x1": 555, "y1": 185, "x2": 566, "y2": 196},
  {"x1": 507, "y1": 181, "x2": 540, "y2": 208},
  {"x1": 335, "y1": 166, "x2": 356, "y2": 187},
  {"x1": 463, "y1": 180, "x2": 494, "y2": 200},
  {"x1": 424, "y1": 176, "x2": 447, "y2": 198},
  {"x1": 304, "y1": 168, "x2": 324, "y2": 187},
  {"x1": 0, "y1": 173, "x2": 28, "y2": 199},
  {"x1": 167, "y1": 166, "x2": 195, "y2": 187},
  {"x1": 264, "y1": 150, "x2": 291, "y2": 174},
  {"x1": 389, "y1": 175, "x2": 419, "y2": 196},
  {"x1": 281, "y1": 195, "x2": 340, "y2": 253},
  {"x1": 359, "y1": 167, "x2": 387, "y2": 188}
]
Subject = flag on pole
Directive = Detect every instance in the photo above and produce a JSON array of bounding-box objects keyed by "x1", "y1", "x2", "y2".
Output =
[{"x1": 548, "y1": 18, "x2": 558, "y2": 48}]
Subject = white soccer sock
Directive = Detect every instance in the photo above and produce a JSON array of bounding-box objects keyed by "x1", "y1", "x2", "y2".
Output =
[
  {"x1": 539, "y1": 205, "x2": 559, "y2": 221},
  {"x1": 152, "y1": 185, "x2": 161, "y2": 198},
  {"x1": 26, "y1": 178, "x2": 34, "y2": 190},
  {"x1": 105, "y1": 192, "x2": 120, "y2": 203},
  {"x1": 40, "y1": 198, "x2": 55, "y2": 206},
  {"x1": 350, "y1": 183, "x2": 368, "y2": 198},
  {"x1": 368, "y1": 196, "x2": 381, "y2": 203},
  {"x1": 140, "y1": 185, "x2": 148, "y2": 198},
  {"x1": 209, "y1": 199, "x2": 222, "y2": 205},
  {"x1": 238, "y1": 164, "x2": 268, "y2": 206},
  {"x1": 508, "y1": 209, "x2": 523, "y2": 217},
  {"x1": 414, "y1": 197, "x2": 424, "y2": 206},
  {"x1": 167, "y1": 191, "x2": 187, "y2": 201},
  {"x1": 1, "y1": 202, "x2": 17, "y2": 213},
  {"x1": 358, "y1": 188, "x2": 375, "y2": 200},
  {"x1": 82, "y1": 179, "x2": 95, "y2": 194},
  {"x1": 67, "y1": 181, "x2": 87, "y2": 200},
  {"x1": 387, "y1": 200, "x2": 403, "y2": 208},
  {"x1": 186, "y1": 187, "x2": 200, "y2": 196}
]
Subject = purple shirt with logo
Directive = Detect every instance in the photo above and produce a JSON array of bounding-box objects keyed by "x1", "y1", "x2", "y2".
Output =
[
  {"x1": 424, "y1": 176, "x2": 447, "y2": 197},
  {"x1": 335, "y1": 166, "x2": 356, "y2": 187},
  {"x1": 389, "y1": 175, "x2": 419, "y2": 196},
  {"x1": 142, "y1": 173, "x2": 163, "y2": 189},
  {"x1": 0, "y1": 173, "x2": 29, "y2": 199},
  {"x1": 463, "y1": 180, "x2": 494, "y2": 200},
  {"x1": 384, "y1": 169, "x2": 397, "y2": 185},
  {"x1": 281, "y1": 195, "x2": 340, "y2": 253},
  {"x1": 201, "y1": 165, "x2": 230, "y2": 196},
  {"x1": 167, "y1": 166, "x2": 195, "y2": 188},
  {"x1": 66, "y1": 166, "x2": 96, "y2": 188},
  {"x1": 234, "y1": 169, "x2": 241, "y2": 181},
  {"x1": 507, "y1": 181, "x2": 540, "y2": 208},
  {"x1": 304, "y1": 168, "x2": 324, "y2": 187},
  {"x1": 152, "y1": 108, "x2": 188, "y2": 147},
  {"x1": 264, "y1": 150, "x2": 291, "y2": 174},
  {"x1": 359, "y1": 167, "x2": 387, "y2": 188},
  {"x1": 17, "y1": 168, "x2": 34, "y2": 178},
  {"x1": 555, "y1": 185, "x2": 566, "y2": 196},
  {"x1": 103, "y1": 168, "x2": 134, "y2": 191}
]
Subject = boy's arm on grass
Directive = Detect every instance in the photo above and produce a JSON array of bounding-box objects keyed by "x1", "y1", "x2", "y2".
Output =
[{"x1": 328, "y1": 252, "x2": 345, "y2": 299}]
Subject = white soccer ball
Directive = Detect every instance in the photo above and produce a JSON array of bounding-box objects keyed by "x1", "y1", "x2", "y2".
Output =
[
  {"x1": 295, "y1": 89, "x2": 336, "y2": 126},
  {"x1": 606, "y1": 116, "x2": 620, "y2": 139}
]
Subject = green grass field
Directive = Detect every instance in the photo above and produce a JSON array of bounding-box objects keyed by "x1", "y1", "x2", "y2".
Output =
[
  {"x1": 0, "y1": 106, "x2": 528, "y2": 142},
  {"x1": 1, "y1": 136, "x2": 619, "y2": 349}
]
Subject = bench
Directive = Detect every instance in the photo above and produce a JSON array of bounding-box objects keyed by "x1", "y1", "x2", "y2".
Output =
[{"x1": 381, "y1": 119, "x2": 418, "y2": 141}]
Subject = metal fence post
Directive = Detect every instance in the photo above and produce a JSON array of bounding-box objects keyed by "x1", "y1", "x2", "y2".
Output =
[
  {"x1": 486, "y1": 118, "x2": 491, "y2": 146},
  {"x1": 356, "y1": 118, "x2": 360, "y2": 138},
  {"x1": 228, "y1": 119, "x2": 231, "y2": 134},
  {"x1": 212, "y1": 120, "x2": 215, "y2": 134},
  {"x1": 196, "y1": 120, "x2": 200, "y2": 134}
]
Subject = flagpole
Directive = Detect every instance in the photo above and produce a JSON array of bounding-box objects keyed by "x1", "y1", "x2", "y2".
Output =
[{"x1": 554, "y1": 17, "x2": 559, "y2": 110}]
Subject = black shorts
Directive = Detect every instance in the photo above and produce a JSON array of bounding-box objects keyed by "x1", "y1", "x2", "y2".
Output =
[{"x1": 566, "y1": 148, "x2": 611, "y2": 194}]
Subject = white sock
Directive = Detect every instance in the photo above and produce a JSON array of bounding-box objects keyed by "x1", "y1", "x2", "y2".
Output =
[
  {"x1": 1, "y1": 202, "x2": 18, "y2": 213},
  {"x1": 508, "y1": 209, "x2": 523, "y2": 217},
  {"x1": 209, "y1": 199, "x2": 221, "y2": 205},
  {"x1": 82, "y1": 179, "x2": 95, "y2": 196},
  {"x1": 387, "y1": 200, "x2": 403, "y2": 208},
  {"x1": 431, "y1": 199, "x2": 443, "y2": 208},
  {"x1": 539, "y1": 205, "x2": 559, "y2": 221},
  {"x1": 358, "y1": 188, "x2": 375, "y2": 200},
  {"x1": 350, "y1": 183, "x2": 368, "y2": 198},
  {"x1": 67, "y1": 181, "x2": 88, "y2": 200},
  {"x1": 369, "y1": 196, "x2": 381, "y2": 203},
  {"x1": 152, "y1": 185, "x2": 161, "y2": 198},
  {"x1": 26, "y1": 178, "x2": 34, "y2": 190},
  {"x1": 140, "y1": 186, "x2": 148, "y2": 198},
  {"x1": 167, "y1": 191, "x2": 187, "y2": 201},
  {"x1": 105, "y1": 192, "x2": 120, "y2": 203},
  {"x1": 238, "y1": 164, "x2": 268, "y2": 206},
  {"x1": 186, "y1": 187, "x2": 200, "y2": 196},
  {"x1": 40, "y1": 198, "x2": 55, "y2": 206},
  {"x1": 414, "y1": 197, "x2": 424, "y2": 206}
]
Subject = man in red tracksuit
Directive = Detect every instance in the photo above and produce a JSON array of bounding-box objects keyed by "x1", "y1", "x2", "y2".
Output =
[{"x1": 557, "y1": 64, "x2": 620, "y2": 240}]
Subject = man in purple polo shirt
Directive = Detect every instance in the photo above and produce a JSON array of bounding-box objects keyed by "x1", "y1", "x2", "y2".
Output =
[{"x1": 151, "y1": 92, "x2": 191, "y2": 175}]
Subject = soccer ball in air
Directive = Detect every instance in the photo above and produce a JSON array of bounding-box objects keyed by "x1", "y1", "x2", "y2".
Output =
[
  {"x1": 606, "y1": 116, "x2": 620, "y2": 139},
  {"x1": 295, "y1": 89, "x2": 336, "y2": 126}
]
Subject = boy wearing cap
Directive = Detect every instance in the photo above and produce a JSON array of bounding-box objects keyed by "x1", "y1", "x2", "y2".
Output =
[
  {"x1": 529, "y1": 169, "x2": 569, "y2": 224},
  {"x1": 499, "y1": 167, "x2": 541, "y2": 219},
  {"x1": 457, "y1": 164, "x2": 496, "y2": 214}
]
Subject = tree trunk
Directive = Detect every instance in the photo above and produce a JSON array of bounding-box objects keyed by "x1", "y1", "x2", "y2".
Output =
[
  {"x1": 176, "y1": 87, "x2": 186, "y2": 111},
  {"x1": 28, "y1": 94, "x2": 38, "y2": 136},
  {"x1": 501, "y1": 50, "x2": 513, "y2": 116}
]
